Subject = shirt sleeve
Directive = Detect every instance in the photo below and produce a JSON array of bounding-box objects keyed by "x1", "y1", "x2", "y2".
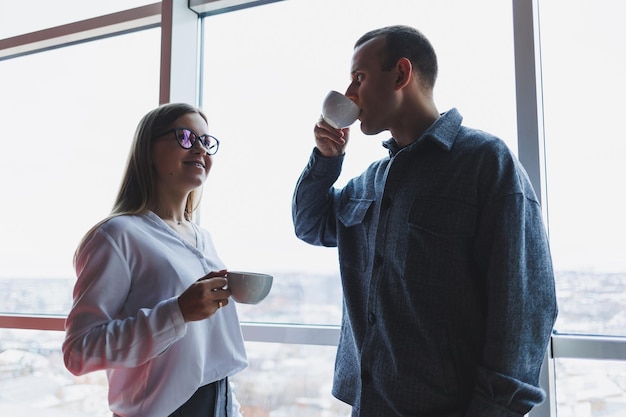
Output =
[
  {"x1": 292, "y1": 148, "x2": 344, "y2": 247},
  {"x1": 467, "y1": 191, "x2": 558, "y2": 417},
  {"x1": 62, "y1": 228, "x2": 188, "y2": 376}
]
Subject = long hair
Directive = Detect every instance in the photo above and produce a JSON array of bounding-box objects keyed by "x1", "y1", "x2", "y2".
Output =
[{"x1": 74, "y1": 103, "x2": 208, "y2": 266}]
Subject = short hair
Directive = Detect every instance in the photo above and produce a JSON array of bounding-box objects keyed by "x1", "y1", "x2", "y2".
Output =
[{"x1": 355, "y1": 25, "x2": 438, "y2": 89}]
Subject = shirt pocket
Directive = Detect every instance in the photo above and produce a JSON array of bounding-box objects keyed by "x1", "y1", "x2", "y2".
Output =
[
  {"x1": 338, "y1": 198, "x2": 374, "y2": 227},
  {"x1": 337, "y1": 198, "x2": 374, "y2": 271},
  {"x1": 408, "y1": 197, "x2": 477, "y2": 237},
  {"x1": 405, "y1": 197, "x2": 477, "y2": 289}
]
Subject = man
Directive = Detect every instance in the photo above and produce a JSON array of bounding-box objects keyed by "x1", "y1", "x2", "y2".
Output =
[{"x1": 292, "y1": 25, "x2": 557, "y2": 417}]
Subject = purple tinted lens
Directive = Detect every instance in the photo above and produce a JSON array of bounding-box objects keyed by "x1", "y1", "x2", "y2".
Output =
[
  {"x1": 177, "y1": 129, "x2": 194, "y2": 148},
  {"x1": 199, "y1": 135, "x2": 212, "y2": 149}
]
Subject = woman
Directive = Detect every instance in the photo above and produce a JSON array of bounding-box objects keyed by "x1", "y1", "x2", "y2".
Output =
[{"x1": 63, "y1": 103, "x2": 247, "y2": 417}]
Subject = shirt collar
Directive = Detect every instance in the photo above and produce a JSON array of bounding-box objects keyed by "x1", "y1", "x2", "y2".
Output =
[{"x1": 382, "y1": 108, "x2": 463, "y2": 156}]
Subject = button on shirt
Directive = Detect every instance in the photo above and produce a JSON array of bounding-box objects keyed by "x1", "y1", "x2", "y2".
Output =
[
  {"x1": 292, "y1": 108, "x2": 557, "y2": 417},
  {"x1": 63, "y1": 211, "x2": 247, "y2": 417}
]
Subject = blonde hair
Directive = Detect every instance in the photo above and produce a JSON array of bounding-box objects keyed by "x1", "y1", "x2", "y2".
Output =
[{"x1": 74, "y1": 103, "x2": 208, "y2": 266}]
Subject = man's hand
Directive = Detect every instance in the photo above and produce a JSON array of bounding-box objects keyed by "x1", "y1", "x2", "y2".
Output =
[{"x1": 314, "y1": 117, "x2": 350, "y2": 157}]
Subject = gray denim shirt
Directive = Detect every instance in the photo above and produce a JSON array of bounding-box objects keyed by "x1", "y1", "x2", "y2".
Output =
[{"x1": 292, "y1": 108, "x2": 557, "y2": 417}]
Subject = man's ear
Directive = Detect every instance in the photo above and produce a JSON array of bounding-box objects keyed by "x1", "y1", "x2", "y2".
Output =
[{"x1": 395, "y1": 57, "x2": 413, "y2": 90}]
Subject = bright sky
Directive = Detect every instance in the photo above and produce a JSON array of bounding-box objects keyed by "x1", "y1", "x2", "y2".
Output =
[{"x1": 0, "y1": 0, "x2": 625, "y2": 284}]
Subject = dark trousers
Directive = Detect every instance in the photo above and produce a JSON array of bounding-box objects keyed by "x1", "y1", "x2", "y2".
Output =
[{"x1": 168, "y1": 378, "x2": 229, "y2": 417}]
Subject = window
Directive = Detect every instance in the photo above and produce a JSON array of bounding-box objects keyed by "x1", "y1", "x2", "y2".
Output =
[
  {"x1": 2, "y1": 1, "x2": 625, "y2": 416},
  {"x1": 539, "y1": 0, "x2": 626, "y2": 337},
  {"x1": 555, "y1": 358, "x2": 626, "y2": 417},
  {"x1": 199, "y1": 1, "x2": 516, "y2": 414},
  {"x1": 200, "y1": 0, "x2": 517, "y2": 327},
  {"x1": 0, "y1": 328, "x2": 108, "y2": 415},
  {"x1": 0, "y1": 28, "x2": 160, "y2": 313},
  {"x1": 231, "y1": 342, "x2": 351, "y2": 416},
  {"x1": 0, "y1": 0, "x2": 155, "y2": 38},
  {"x1": 0, "y1": 22, "x2": 159, "y2": 416},
  {"x1": 538, "y1": 0, "x2": 626, "y2": 414}
]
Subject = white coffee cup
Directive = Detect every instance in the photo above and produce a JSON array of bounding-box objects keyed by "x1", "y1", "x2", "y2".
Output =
[
  {"x1": 321, "y1": 90, "x2": 360, "y2": 129},
  {"x1": 226, "y1": 271, "x2": 273, "y2": 304}
]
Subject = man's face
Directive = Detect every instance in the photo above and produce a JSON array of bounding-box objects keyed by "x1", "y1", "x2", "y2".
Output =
[{"x1": 345, "y1": 36, "x2": 399, "y2": 136}]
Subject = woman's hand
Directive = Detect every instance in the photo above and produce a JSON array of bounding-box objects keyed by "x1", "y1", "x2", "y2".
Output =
[{"x1": 178, "y1": 269, "x2": 231, "y2": 322}]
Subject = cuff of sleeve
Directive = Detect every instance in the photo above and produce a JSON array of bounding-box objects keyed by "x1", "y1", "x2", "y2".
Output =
[
  {"x1": 465, "y1": 393, "x2": 526, "y2": 417},
  {"x1": 166, "y1": 296, "x2": 187, "y2": 339},
  {"x1": 465, "y1": 367, "x2": 545, "y2": 417},
  {"x1": 313, "y1": 146, "x2": 345, "y2": 159},
  {"x1": 309, "y1": 147, "x2": 344, "y2": 176}
]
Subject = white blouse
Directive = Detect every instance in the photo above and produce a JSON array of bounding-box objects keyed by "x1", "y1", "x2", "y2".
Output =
[{"x1": 63, "y1": 211, "x2": 247, "y2": 417}]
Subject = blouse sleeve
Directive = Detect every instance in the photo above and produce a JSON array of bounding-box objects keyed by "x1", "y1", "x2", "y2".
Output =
[{"x1": 62, "y1": 228, "x2": 187, "y2": 375}]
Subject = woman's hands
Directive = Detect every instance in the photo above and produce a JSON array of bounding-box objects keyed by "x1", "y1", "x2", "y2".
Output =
[{"x1": 178, "y1": 269, "x2": 231, "y2": 322}]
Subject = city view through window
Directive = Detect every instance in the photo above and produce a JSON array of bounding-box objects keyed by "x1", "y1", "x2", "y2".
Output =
[{"x1": 0, "y1": 269, "x2": 625, "y2": 416}]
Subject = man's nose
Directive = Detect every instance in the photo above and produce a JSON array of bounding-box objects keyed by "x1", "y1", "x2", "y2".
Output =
[{"x1": 345, "y1": 84, "x2": 357, "y2": 101}]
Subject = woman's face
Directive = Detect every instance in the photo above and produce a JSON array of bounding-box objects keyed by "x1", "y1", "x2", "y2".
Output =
[{"x1": 151, "y1": 112, "x2": 213, "y2": 199}]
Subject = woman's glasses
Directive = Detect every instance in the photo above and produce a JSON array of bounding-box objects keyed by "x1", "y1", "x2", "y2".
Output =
[{"x1": 156, "y1": 128, "x2": 220, "y2": 155}]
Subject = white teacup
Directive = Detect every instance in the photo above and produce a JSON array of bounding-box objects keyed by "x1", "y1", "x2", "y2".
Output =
[
  {"x1": 321, "y1": 90, "x2": 360, "y2": 129},
  {"x1": 226, "y1": 271, "x2": 273, "y2": 304}
]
